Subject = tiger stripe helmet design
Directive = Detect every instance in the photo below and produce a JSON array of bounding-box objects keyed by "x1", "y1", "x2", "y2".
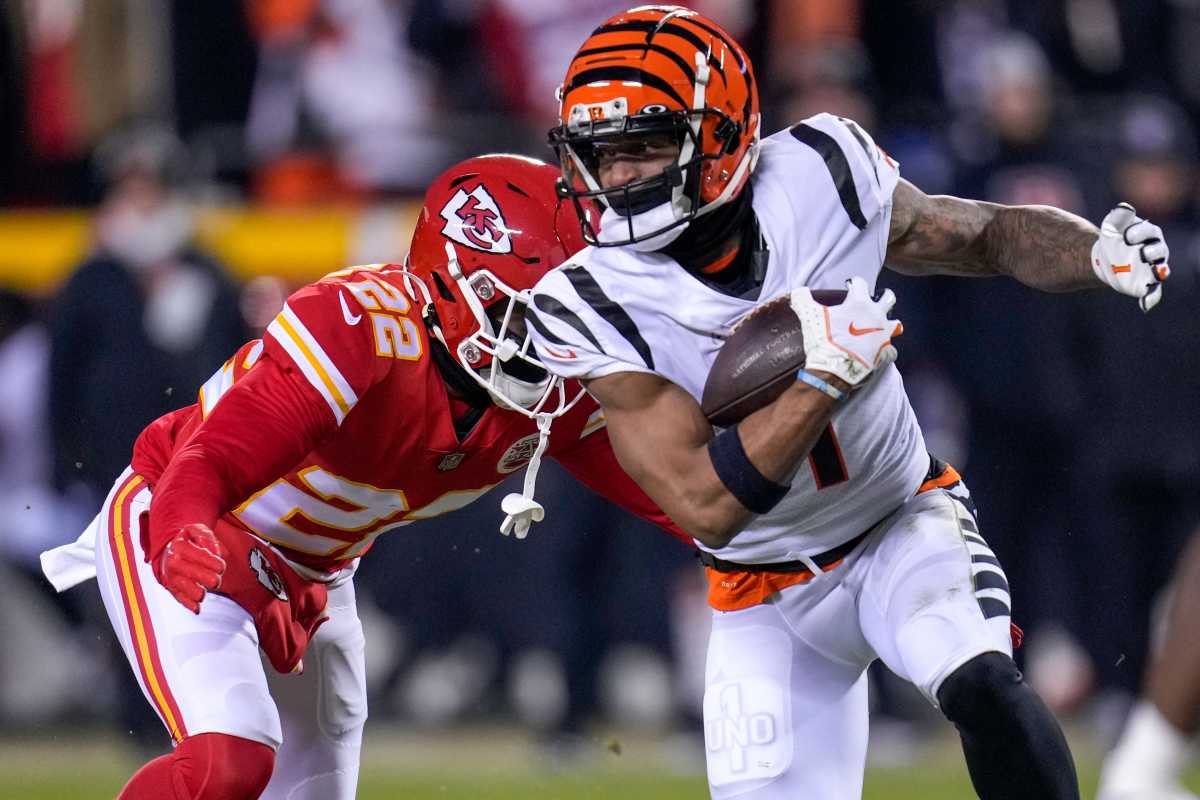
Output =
[{"x1": 548, "y1": 5, "x2": 760, "y2": 248}]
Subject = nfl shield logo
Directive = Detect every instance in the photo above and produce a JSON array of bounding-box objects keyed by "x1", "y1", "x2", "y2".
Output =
[{"x1": 439, "y1": 185, "x2": 512, "y2": 254}]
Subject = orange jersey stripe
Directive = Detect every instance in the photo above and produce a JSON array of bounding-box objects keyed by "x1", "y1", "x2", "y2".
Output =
[{"x1": 108, "y1": 474, "x2": 188, "y2": 742}]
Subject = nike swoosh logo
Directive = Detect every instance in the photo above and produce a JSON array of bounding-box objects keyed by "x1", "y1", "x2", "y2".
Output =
[
  {"x1": 848, "y1": 323, "x2": 884, "y2": 336},
  {"x1": 339, "y1": 291, "x2": 362, "y2": 325},
  {"x1": 542, "y1": 344, "x2": 577, "y2": 360}
]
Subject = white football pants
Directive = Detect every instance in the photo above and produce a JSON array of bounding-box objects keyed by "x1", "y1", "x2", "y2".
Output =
[
  {"x1": 90, "y1": 468, "x2": 368, "y2": 800},
  {"x1": 703, "y1": 483, "x2": 1012, "y2": 799}
]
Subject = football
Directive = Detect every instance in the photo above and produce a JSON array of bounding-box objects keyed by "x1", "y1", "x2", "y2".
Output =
[{"x1": 701, "y1": 289, "x2": 847, "y2": 427}]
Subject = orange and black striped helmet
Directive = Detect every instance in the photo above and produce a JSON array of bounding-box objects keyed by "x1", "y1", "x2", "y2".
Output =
[{"x1": 548, "y1": 5, "x2": 760, "y2": 247}]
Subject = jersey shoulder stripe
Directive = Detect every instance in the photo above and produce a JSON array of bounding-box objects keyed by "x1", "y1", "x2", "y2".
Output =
[
  {"x1": 267, "y1": 302, "x2": 359, "y2": 423},
  {"x1": 530, "y1": 293, "x2": 605, "y2": 351},
  {"x1": 527, "y1": 296, "x2": 592, "y2": 350},
  {"x1": 562, "y1": 265, "x2": 655, "y2": 370},
  {"x1": 837, "y1": 117, "x2": 880, "y2": 186},
  {"x1": 198, "y1": 340, "x2": 263, "y2": 419},
  {"x1": 788, "y1": 122, "x2": 868, "y2": 230}
]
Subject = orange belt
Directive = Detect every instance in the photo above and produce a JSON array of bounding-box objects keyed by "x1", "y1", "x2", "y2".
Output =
[{"x1": 704, "y1": 456, "x2": 962, "y2": 611}]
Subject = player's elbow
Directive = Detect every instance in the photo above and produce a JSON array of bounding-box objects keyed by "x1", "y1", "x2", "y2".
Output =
[
  {"x1": 672, "y1": 493, "x2": 746, "y2": 549},
  {"x1": 687, "y1": 523, "x2": 739, "y2": 550}
]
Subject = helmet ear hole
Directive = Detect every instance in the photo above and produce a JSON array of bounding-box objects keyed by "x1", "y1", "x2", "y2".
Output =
[{"x1": 431, "y1": 271, "x2": 456, "y2": 302}]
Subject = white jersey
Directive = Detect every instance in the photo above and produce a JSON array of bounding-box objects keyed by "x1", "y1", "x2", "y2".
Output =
[{"x1": 528, "y1": 113, "x2": 928, "y2": 562}]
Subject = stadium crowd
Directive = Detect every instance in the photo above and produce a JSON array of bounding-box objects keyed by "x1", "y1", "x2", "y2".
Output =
[{"x1": 1, "y1": 0, "x2": 1198, "y2": 767}]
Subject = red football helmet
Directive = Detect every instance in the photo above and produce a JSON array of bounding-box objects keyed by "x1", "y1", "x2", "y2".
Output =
[{"x1": 403, "y1": 154, "x2": 590, "y2": 417}]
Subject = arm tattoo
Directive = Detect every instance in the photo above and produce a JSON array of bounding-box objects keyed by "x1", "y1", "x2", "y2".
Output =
[{"x1": 887, "y1": 180, "x2": 1101, "y2": 292}]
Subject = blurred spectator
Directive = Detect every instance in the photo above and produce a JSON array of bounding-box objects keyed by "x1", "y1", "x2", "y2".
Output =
[
  {"x1": 49, "y1": 126, "x2": 249, "y2": 507},
  {"x1": 0, "y1": 289, "x2": 90, "y2": 568},
  {"x1": 910, "y1": 33, "x2": 1094, "y2": 696},
  {"x1": 1066, "y1": 95, "x2": 1200, "y2": 700},
  {"x1": 245, "y1": 0, "x2": 452, "y2": 203},
  {"x1": 5, "y1": 1, "x2": 175, "y2": 204},
  {"x1": 0, "y1": 288, "x2": 103, "y2": 726}
]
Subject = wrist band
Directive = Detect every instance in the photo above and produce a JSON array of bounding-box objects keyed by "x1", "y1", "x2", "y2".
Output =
[
  {"x1": 796, "y1": 369, "x2": 845, "y2": 402},
  {"x1": 708, "y1": 424, "x2": 791, "y2": 514}
]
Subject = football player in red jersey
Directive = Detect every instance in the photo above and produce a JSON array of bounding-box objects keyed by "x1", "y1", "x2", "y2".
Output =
[{"x1": 40, "y1": 154, "x2": 688, "y2": 800}]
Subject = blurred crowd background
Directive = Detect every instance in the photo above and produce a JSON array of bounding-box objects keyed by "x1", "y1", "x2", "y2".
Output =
[{"x1": 1, "y1": 0, "x2": 1199, "y2": 768}]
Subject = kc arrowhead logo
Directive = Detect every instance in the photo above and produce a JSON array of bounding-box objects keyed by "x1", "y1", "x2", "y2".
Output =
[{"x1": 440, "y1": 184, "x2": 512, "y2": 254}]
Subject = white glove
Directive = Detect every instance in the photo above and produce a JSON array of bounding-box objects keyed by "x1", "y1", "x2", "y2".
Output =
[
  {"x1": 790, "y1": 277, "x2": 902, "y2": 387},
  {"x1": 500, "y1": 493, "x2": 544, "y2": 539},
  {"x1": 1091, "y1": 203, "x2": 1170, "y2": 312}
]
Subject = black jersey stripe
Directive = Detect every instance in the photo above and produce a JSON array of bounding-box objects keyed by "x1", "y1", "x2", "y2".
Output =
[
  {"x1": 525, "y1": 304, "x2": 573, "y2": 347},
  {"x1": 789, "y1": 123, "x2": 868, "y2": 230},
  {"x1": 959, "y1": 516, "x2": 979, "y2": 534},
  {"x1": 972, "y1": 554, "x2": 1002, "y2": 568},
  {"x1": 531, "y1": 294, "x2": 606, "y2": 355},
  {"x1": 566, "y1": 66, "x2": 688, "y2": 110},
  {"x1": 973, "y1": 570, "x2": 1010, "y2": 595},
  {"x1": 978, "y1": 596, "x2": 1011, "y2": 620},
  {"x1": 563, "y1": 267, "x2": 655, "y2": 370},
  {"x1": 948, "y1": 492, "x2": 980, "y2": 523},
  {"x1": 838, "y1": 117, "x2": 879, "y2": 186}
]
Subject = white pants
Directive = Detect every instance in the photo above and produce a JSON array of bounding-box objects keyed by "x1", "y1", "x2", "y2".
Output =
[
  {"x1": 90, "y1": 469, "x2": 367, "y2": 800},
  {"x1": 703, "y1": 484, "x2": 1012, "y2": 799}
]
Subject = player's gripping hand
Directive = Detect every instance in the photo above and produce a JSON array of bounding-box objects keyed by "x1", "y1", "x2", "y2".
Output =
[
  {"x1": 790, "y1": 277, "x2": 902, "y2": 387},
  {"x1": 1092, "y1": 203, "x2": 1170, "y2": 312},
  {"x1": 152, "y1": 523, "x2": 227, "y2": 614}
]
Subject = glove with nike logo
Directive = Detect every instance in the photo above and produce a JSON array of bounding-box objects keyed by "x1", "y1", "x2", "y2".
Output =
[
  {"x1": 1092, "y1": 203, "x2": 1170, "y2": 312},
  {"x1": 790, "y1": 276, "x2": 903, "y2": 387},
  {"x1": 151, "y1": 523, "x2": 227, "y2": 614}
]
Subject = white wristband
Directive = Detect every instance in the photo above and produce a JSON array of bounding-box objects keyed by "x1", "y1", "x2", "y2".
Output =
[{"x1": 796, "y1": 369, "x2": 845, "y2": 402}]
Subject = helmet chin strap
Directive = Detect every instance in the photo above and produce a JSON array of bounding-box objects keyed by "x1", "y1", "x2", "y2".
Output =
[{"x1": 671, "y1": 50, "x2": 710, "y2": 214}]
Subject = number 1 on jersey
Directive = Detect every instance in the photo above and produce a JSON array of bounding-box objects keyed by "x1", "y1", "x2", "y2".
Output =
[{"x1": 808, "y1": 424, "x2": 849, "y2": 489}]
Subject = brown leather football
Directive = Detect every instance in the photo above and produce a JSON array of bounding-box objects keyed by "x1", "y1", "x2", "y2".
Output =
[{"x1": 701, "y1": 289, "x2": 847, "y2": 427}]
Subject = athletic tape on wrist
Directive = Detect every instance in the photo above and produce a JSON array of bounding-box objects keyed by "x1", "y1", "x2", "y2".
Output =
[
  {"x1": 707, "y1": 424, "x2": 790, "y2": 514},
  {"x1": 796, "y1": 369, "x2": 845, "y2": 401}
]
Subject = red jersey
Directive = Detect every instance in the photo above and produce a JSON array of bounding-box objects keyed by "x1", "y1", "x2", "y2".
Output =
[{"x1": 131, "y1": 264, "x2": 687, "y2": 577}]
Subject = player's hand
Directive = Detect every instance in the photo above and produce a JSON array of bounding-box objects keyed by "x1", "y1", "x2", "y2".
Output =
[
  {"x1": 790, "y1": 277, "x2": 903, "y2": 387},
  {"x1": 152, "y1": 523, "x2": 227, "y2": 614},
  {"x1": 1091, "y1": 203, "x2": 1170, "y2": 312}
]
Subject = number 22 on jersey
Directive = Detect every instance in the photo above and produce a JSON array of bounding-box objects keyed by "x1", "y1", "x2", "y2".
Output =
[{"x1": 343, "y1": 275, "x2": 422, "y2": 360}]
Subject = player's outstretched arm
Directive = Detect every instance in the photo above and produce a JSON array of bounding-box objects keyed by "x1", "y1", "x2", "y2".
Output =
[
  {"x1": 585, "y1": 370, "x2": 842, "y2": 549},
  {"x1": 886, "y1": 178, "x2": 1170, "y2": 310}
]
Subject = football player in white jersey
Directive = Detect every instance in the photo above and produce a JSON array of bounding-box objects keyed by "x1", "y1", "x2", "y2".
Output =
[{"x1": 525, "y1": 6, "x2": 1172, "y2": 799}]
